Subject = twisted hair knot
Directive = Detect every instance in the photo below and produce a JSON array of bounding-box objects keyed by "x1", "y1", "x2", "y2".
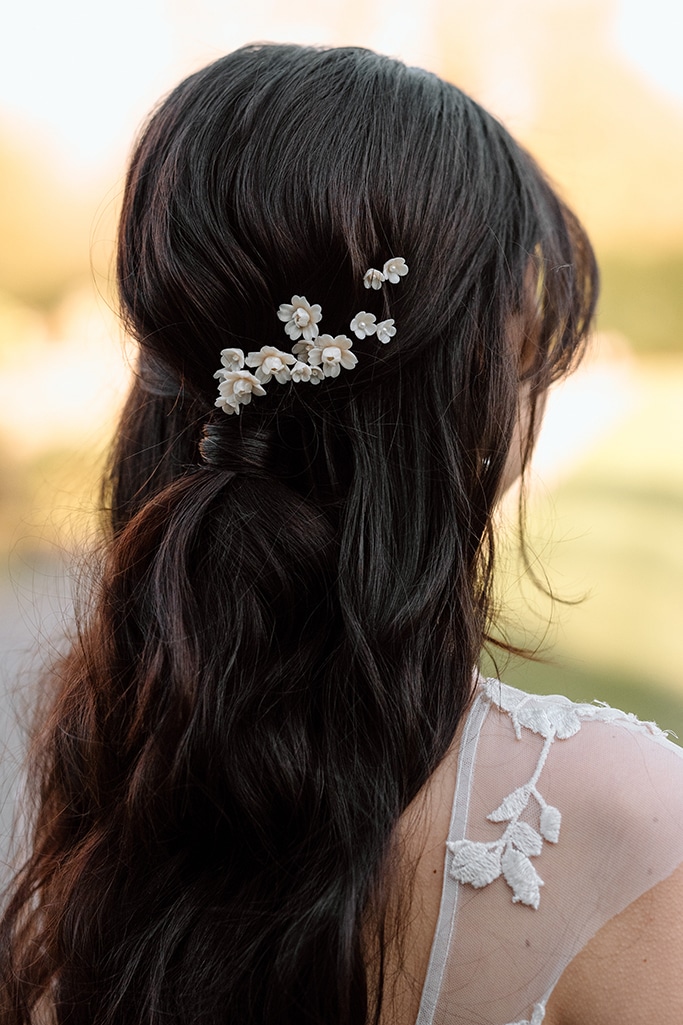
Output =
[{"x1": 199, "y1": 421, "x2": 275, "y2": 476}]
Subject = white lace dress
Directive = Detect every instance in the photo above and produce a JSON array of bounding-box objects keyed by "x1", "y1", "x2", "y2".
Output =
[{"x1": 416, "y1": 678, "x2": 683, "y2": 1025}]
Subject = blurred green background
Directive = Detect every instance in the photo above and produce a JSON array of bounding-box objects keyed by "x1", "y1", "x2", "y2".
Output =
[{"x1": 1, "y1": 0, "x2": 682, "y2": 736}]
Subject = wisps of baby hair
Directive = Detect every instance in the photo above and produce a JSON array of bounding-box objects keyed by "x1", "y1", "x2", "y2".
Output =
[{"x1": 214, "y1": 257, "x2": 408, "y2": 414}]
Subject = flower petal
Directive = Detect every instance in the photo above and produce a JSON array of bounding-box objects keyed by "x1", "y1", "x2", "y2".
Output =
[
  {"x1": 376, "y1": 319, "x2": 396, "y2": 344},
  {"x1": 382, "y1": 257, "x2": 409, "y2": 283},
  {"x1": 301, "y1": 321, "x2": 319, "y2": 341},
  {"x1": 284, "y1": 321, "x2": 303, "y2": 340},
  {"x1": 340, "y1": 351, "x2": 358, "y2": 370},
  {"x1": 363, "y1": 268, "x2": 386, "y2": 290},
  {"x1": 219, "y1": 347, "x2": 245, "y2": 369},
  {"x1": 215, "y1": 395, "x2": 239, "y2": 414},
  {"x1": 350, "y1": 312, "x2": 377, "y2": 339}
]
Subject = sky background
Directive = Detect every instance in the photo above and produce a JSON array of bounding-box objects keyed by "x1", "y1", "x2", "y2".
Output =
[{"x1": 0, "y1": 0, "x2": 681, "y2": 175}]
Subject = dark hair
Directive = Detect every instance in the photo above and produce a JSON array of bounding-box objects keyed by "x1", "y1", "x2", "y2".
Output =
[{"x1": 0, "y1": 44, "x2": 597, "y2": 1025}]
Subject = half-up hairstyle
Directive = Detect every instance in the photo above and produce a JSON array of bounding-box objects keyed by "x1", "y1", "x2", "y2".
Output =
[{"x1": 0, "y1": 44, "x2": 598, "y2": 1025}]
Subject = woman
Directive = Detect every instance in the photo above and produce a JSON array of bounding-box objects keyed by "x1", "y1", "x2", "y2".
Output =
[{"x1": 2, "y1": 43, "x2": 683, "y2": 1025}]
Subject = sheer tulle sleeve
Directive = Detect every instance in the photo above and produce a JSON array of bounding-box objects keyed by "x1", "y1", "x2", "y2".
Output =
[{"x1": 416, "y1": 680, "x2": 683, "y2": 1025}]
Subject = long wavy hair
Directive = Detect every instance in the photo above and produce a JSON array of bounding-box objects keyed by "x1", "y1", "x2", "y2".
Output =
[{"x1": 0, "y1": 44, "x2": 597, "y2": 1025}]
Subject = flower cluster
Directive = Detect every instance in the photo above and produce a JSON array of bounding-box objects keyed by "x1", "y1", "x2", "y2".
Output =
[
  {"x1": 213, "y1": 256, "x2": 408, "y2": 414},
  {"x1": 362, "y1": 256, "x2": 408, "y2": 290}
]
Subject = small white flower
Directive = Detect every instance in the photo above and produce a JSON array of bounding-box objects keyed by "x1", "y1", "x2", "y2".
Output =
[
  {"x1": 383, "y1": 257, "x2": 408, "y2": 284},
  {"x1": 308, "y1": 334, "x2": 358, "y2": 378},
  {"x1": 214, "y1": 370, "x2": 266, "y2": 415},
  {"x1": 290, "y1": 360, "x2": 311, "y2": 383},
  {"x1": 375, "y1": 319, "x2": 396, "y2": 344},
  {"x1": 291, "y1": 339, "x2": 314, "y2": 359},
  {"x1": 350, "y1": 311, "x2": 377, "y2": 339},
  {"x1": 245, "y1": 346, "x2": 296, "y2": 383},
  {"x1": 276, "y1": 295, "x2": 322, "y2": 341},
  {"x1": 214, "y1": 347, "x2": 245, "y2": 374},
  {"x1": 290, "y1": 360, "x2": 324, "y2": 384},
  {"x1": 363, "y1": 268, "x2": 386, "y2": 290}
]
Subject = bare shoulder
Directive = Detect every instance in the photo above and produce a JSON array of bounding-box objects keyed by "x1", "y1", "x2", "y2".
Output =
[
  {"x1": 545, "y1": 860, "x2": 683, "y2": 1025},
  {"x1": 374, "y1": 733, "x2": 462, "y2": 1025}
]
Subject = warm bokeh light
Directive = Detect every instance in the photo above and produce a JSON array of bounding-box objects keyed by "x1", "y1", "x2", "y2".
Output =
[{"x1": 1, "y1": 0, "x2": 682, "y2": 737}]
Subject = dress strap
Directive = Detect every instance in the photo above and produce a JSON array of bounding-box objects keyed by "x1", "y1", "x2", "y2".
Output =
[{"x1": 415, "y1": 689, "x2": 490, "y2": 1025}]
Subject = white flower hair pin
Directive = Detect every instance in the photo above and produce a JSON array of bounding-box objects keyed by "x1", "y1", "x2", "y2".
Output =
[
  {"x1": 276, "y1": 295, "x2": 322, "y2": 341},
  {"x1": 362, "y1": 257, "x2": 408, "y2": 290},
  {"x1": 214, "y1": 256, "x2": 408, "y2": 414}
]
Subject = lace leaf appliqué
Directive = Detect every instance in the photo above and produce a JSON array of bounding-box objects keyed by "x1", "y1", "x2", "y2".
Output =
[
  {"x1": 448, "y1": 679, "x2": 666, "y2": 910},
  {"x1": 446, "y1": 681, "x2": 668, "y2": 1025},
  {"x1": 447, "y1": 766, "x2": 557, "y2": 909}
]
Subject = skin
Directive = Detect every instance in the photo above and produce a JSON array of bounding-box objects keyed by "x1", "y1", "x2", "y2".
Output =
[{"x1": 544, "y1": 861, "x2": 683, "y2": 1025}]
